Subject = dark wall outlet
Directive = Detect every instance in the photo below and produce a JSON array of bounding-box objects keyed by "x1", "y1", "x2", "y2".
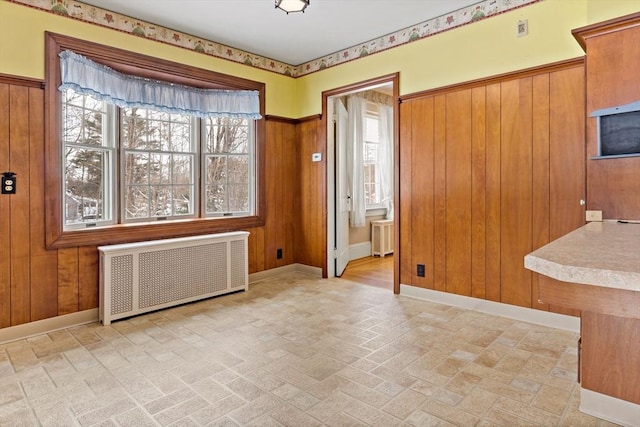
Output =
[
  {"x1": 276, "y1": 248, "x2": 283, "y2": 259},
  {"x1": 417, "y1": 264, "x2": 426, "y2": 277}
]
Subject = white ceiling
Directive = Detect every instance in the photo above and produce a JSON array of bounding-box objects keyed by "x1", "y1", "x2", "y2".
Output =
[{"x1": 79, "y1": 0, "x2": 480, "y2": 65}]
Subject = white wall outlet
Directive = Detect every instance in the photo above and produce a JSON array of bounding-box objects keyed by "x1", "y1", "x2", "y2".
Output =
[
  {"x1": 586, "y1": 210, "x2": 602, "y2": 222},
  {"x1": 311, "y1": 153, "x2": 322, "y2": 162},
  {"x1": 517, "y1": 19, "x2": 529, "y2": 37}
]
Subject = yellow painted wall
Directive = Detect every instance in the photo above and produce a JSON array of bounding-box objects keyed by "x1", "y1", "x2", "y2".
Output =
[
  {"x1": 0, "y1": 1, "x2": 299, "y2": 118},
  {"x1": 1, "y1": 0, "x2": 639, "y2": 118},
  {"x1": 587, "y1": 0, "x2": 640, "y2": 22}
]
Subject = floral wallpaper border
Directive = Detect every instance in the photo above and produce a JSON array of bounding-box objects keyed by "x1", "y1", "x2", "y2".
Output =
[{"x1": 9, "y1": 0, "x2": 542, "y2": 78}]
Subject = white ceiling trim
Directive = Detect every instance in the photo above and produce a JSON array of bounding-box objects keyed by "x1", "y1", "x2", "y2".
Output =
[{"x1": 9, "y1": 0, "x2": 541, "y2": 78}]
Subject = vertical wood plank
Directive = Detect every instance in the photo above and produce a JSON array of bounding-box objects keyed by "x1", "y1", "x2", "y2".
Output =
[
  {"x1": 283, "y1": 122, "x2": 297, "y2": 266},
  {"x1": 28, "y1": 87, "x2": 58, "y2": 321},
  {"x1": 9, "y1": 85, "x2": 31, "y2": 325},
  {"x1": 264, "y1": 119, "x2": 279, "y2": 270},
  {"x1": 253, "y1": 227, "x2": 266, "y2": 273},
  {"x1": 433, "y1": 95, "x2": 447, "y2": 292},
  {"x1": 549, "y1": 66, "x2": 585, "y2": 317},
  {"x1": 0, "y1": 83, "x2": 10, "y2": 328},
  {"x1": 57, "y1": 247, "x2": 79, "y2": 315},
  {"x1": 445, "y1": 90, "x2": 472, "y2": 296},
  {"x1": 485, "y1": 83, "x2": 501, "y2": 302},
  {"x1": 410, "y1": 97, "x2": 434, "y2": 288},
  {"x1": 550, "y1": 67, "x2": 585, "y2": 240},
  {"x1": 471, "y1": 87, "x2": 486, "y2": 299},
  {"x1": 531, "y1": 73, "x2": 550, "y2": 312},
  {"x1": 500, "y1": 78, "x2": 533, "y2": 308},
  {"x1": 78, "y1": 246, "x2": 99, "y2": 311},
  {"x1": 294, "y1": 119, "x2": 325, "y2": 270},
  {"x1": 399, "y1": 101, "x2": 413, "y2": 285}
]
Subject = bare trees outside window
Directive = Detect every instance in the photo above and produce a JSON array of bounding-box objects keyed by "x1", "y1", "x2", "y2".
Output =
[{"x1": 62, "y1": 89, "x2": 255, "y2": 230}]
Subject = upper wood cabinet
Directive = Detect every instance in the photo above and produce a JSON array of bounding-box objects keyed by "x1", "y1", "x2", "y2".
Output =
[{"x1": 573, "y1": 12, "x2": 640, "y2": 221}]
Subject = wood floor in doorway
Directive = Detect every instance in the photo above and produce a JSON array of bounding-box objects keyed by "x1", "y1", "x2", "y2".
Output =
[{"x1": 340, "y1": 255, "x2": 394, "y2": 290}]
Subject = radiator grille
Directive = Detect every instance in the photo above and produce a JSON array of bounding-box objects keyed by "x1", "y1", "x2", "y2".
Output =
[
  {"x1": 110, "y1": 254, "x2": 133, "y2": 315},
  {"x1": 230, "y1": 239, "x2": 246, "y2": 290},
  {"x1": 99, "y1": 232, "x2": 249, "y2": 325},
  {"x1": 139, "y1": 243, "x2": 227, "y2": 309}
]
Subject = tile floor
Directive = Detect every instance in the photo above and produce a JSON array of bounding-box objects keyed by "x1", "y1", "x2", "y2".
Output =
[{"x1": 0, "y1": 273, "x2": 620, "y2": 426}]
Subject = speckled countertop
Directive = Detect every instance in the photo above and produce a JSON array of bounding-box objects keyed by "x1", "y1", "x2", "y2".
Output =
[{"x1": 525, "y1": 221, "x2": 640, "y2": 291}]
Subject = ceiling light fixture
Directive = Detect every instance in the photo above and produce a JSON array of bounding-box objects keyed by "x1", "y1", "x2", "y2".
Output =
[{"x1": 275, "y1": 0, "x2": 309, "y2": 14}]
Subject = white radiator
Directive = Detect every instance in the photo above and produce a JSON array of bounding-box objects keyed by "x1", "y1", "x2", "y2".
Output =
[{"x1": 98, "y1": 231, "x2": 249, "y2": 325}]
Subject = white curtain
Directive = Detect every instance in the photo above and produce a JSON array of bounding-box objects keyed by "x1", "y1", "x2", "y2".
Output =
[
  {"x1": 59, "y1": 50, "x2": 261, "y2": 119},
  {"x1": 347, "y1": 95, "x2": 366, "y2": 228},
  {"x1": 379, "y1": 104, "x2": 394, "y2": 219}
]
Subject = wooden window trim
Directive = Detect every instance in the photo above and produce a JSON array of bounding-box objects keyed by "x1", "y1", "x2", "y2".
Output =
[{"x1": 45, "y1": 32, "x2": 266, "y2": 248}]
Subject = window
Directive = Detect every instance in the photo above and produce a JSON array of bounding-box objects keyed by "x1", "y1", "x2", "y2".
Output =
[
  {"x1": 363, "y1": 108, "x2": 382, "y2": 208},
  {"x1": 46, "y1": 33, "x2": 265, "y2": 248},
  {"x1": 62, "y1": 91, "x2": 256, "y2": 230}
]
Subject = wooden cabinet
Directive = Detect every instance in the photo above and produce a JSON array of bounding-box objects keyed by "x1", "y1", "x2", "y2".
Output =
[
  {"x1": 538, "y1": 275, "x2": 640, "y2": 404},
  {"x1": 573, "y1": 12, "x2": 640, "y2": 221}
]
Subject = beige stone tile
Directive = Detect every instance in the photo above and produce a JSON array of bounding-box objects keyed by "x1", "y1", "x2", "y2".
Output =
[
  {"x1": 476, "y1": 377, "x2": 536, "y2": 403},
  {"x1": 324, "y1": 411, "x2": 368, "y2": 426},
  {"x1": 419, "y1": 399, "x2": 480, "y2": 426},
  {"x1": 0, "y1": 381, "x2": 23, "y2": 406},
  {"x1": 483, "y1": 407, "x2": 543, "y2": 427},
  {"x1": 381, "y1": 388, "x2": 428, "y2": 420},
  {"x1": 306, "y1": 375, "x2": 351, "y2": 400},
  {"x1": 305, "y1": 391, "x2": 357, "y2": 422},
  {"x1": 370, "y1": 364, "x2": 417, "y2": 388},
  {"x1": 404, "y1": 409, "x2": 442, "y2": 427},
  {"x1": 114, "y1": 407, "x2": 159, "y2": 427},
  {"x1": 456, "y1": 387, "x2": 500, "y2": 417},
  {"x1": 76, "y1": 397, "x2": 137, "y2": 427},
  {"x1": 340, "y1": 380, "x2": 391, "y2": 408},
  {"x1": 145, "y1": 388, "x2": 196, "y2": 415},
  {"x1": 226, "y1": 376, "x2": 266, "y2": 401},
  {"x1": 154, "y1": 396, "x2": 209, "y2": 426},
  {"x1": 228, "y1": 393, "x2": 281, "y2": 424},
  {"x1": 443, "y1": 371, "x2": 481, "y2": 396},
  {"x1": 267, "y1": 402, "x2": 322, "y2": 426},
  {"x1": 532, "y1": 384, "x2": 573, "y2": 415},
  {"x1": 344, "y1": 399, "x2": 404, "y2": 426},
  {"x1": 190, "y1": 395, "x2": 245, "y2": 424},
  {"x1": 492, "y1": 396, "x2": 559, "y2": 426}
]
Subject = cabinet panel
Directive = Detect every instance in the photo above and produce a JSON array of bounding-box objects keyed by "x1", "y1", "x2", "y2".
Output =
[{"x1": 582, "y1": 311, "x2": 640, "y2": 403}]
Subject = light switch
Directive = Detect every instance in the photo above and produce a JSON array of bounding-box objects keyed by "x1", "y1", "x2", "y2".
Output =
[{"x1": 311, "y1": 153, "x2": 322, "y2": 162}]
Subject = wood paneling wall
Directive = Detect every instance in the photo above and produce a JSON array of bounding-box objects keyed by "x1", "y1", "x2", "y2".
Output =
[
  {"x1": 293, "y1": 116, "x2": 326, "y2": 273},
  {"x1": 399, "y1": 60, "x2": 586, "y2": 312},
  {"x1": 574, "y1": 14, "x2": 640, "y2": 221},
  {"x1": 0, "y1": 77, "x2": 300, "y2": 329}
]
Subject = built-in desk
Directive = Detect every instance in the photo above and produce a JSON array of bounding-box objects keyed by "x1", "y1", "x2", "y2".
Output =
[{"x1": 525, "y1": 221, "x2": 640, "y2": 427}]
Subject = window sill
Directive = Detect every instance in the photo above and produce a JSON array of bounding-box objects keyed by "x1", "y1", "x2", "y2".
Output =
[
  {"x1": 366, "y1": 207, "x2": 387, "y2": 218},
  {"x1": 46, "y1": 215, "x2": 265, "y2": 249}
]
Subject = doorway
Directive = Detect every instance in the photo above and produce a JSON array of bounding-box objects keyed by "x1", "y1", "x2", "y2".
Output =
[{"x1": 323, "y1": 74, "x2": 399, "y2": 292}]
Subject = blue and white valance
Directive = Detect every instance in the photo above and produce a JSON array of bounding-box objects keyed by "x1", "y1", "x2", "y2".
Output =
[{"x1": 58, "y1": 50, "x2": 261, "y2": 119}]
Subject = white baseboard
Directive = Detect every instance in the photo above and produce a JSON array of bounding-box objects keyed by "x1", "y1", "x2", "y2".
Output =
[
  {"x1": 0, "y1": 309, "x2": 99, "y2": 344},
  {"x1": 580, "y1": 388, "x2": 640, "y2": 427},
  {"x1": 349, "y1": 242, "x2": 372, "y2": 261},
  {"x1": 249, "y1": 263, "x2": 322, "y2": 284},
  {"x1": 400, "y1": 284, "x2": 580, "y2": 333}
]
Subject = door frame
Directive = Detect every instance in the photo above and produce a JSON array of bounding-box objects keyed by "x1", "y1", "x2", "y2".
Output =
[{"x1": 321, "y1": 73, "x2": 400, "y2": 293}]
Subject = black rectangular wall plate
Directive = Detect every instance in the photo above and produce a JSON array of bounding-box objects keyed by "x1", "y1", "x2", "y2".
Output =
[{"x1": 2, "y1": 172, "x2": 16, "y2": 194}]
